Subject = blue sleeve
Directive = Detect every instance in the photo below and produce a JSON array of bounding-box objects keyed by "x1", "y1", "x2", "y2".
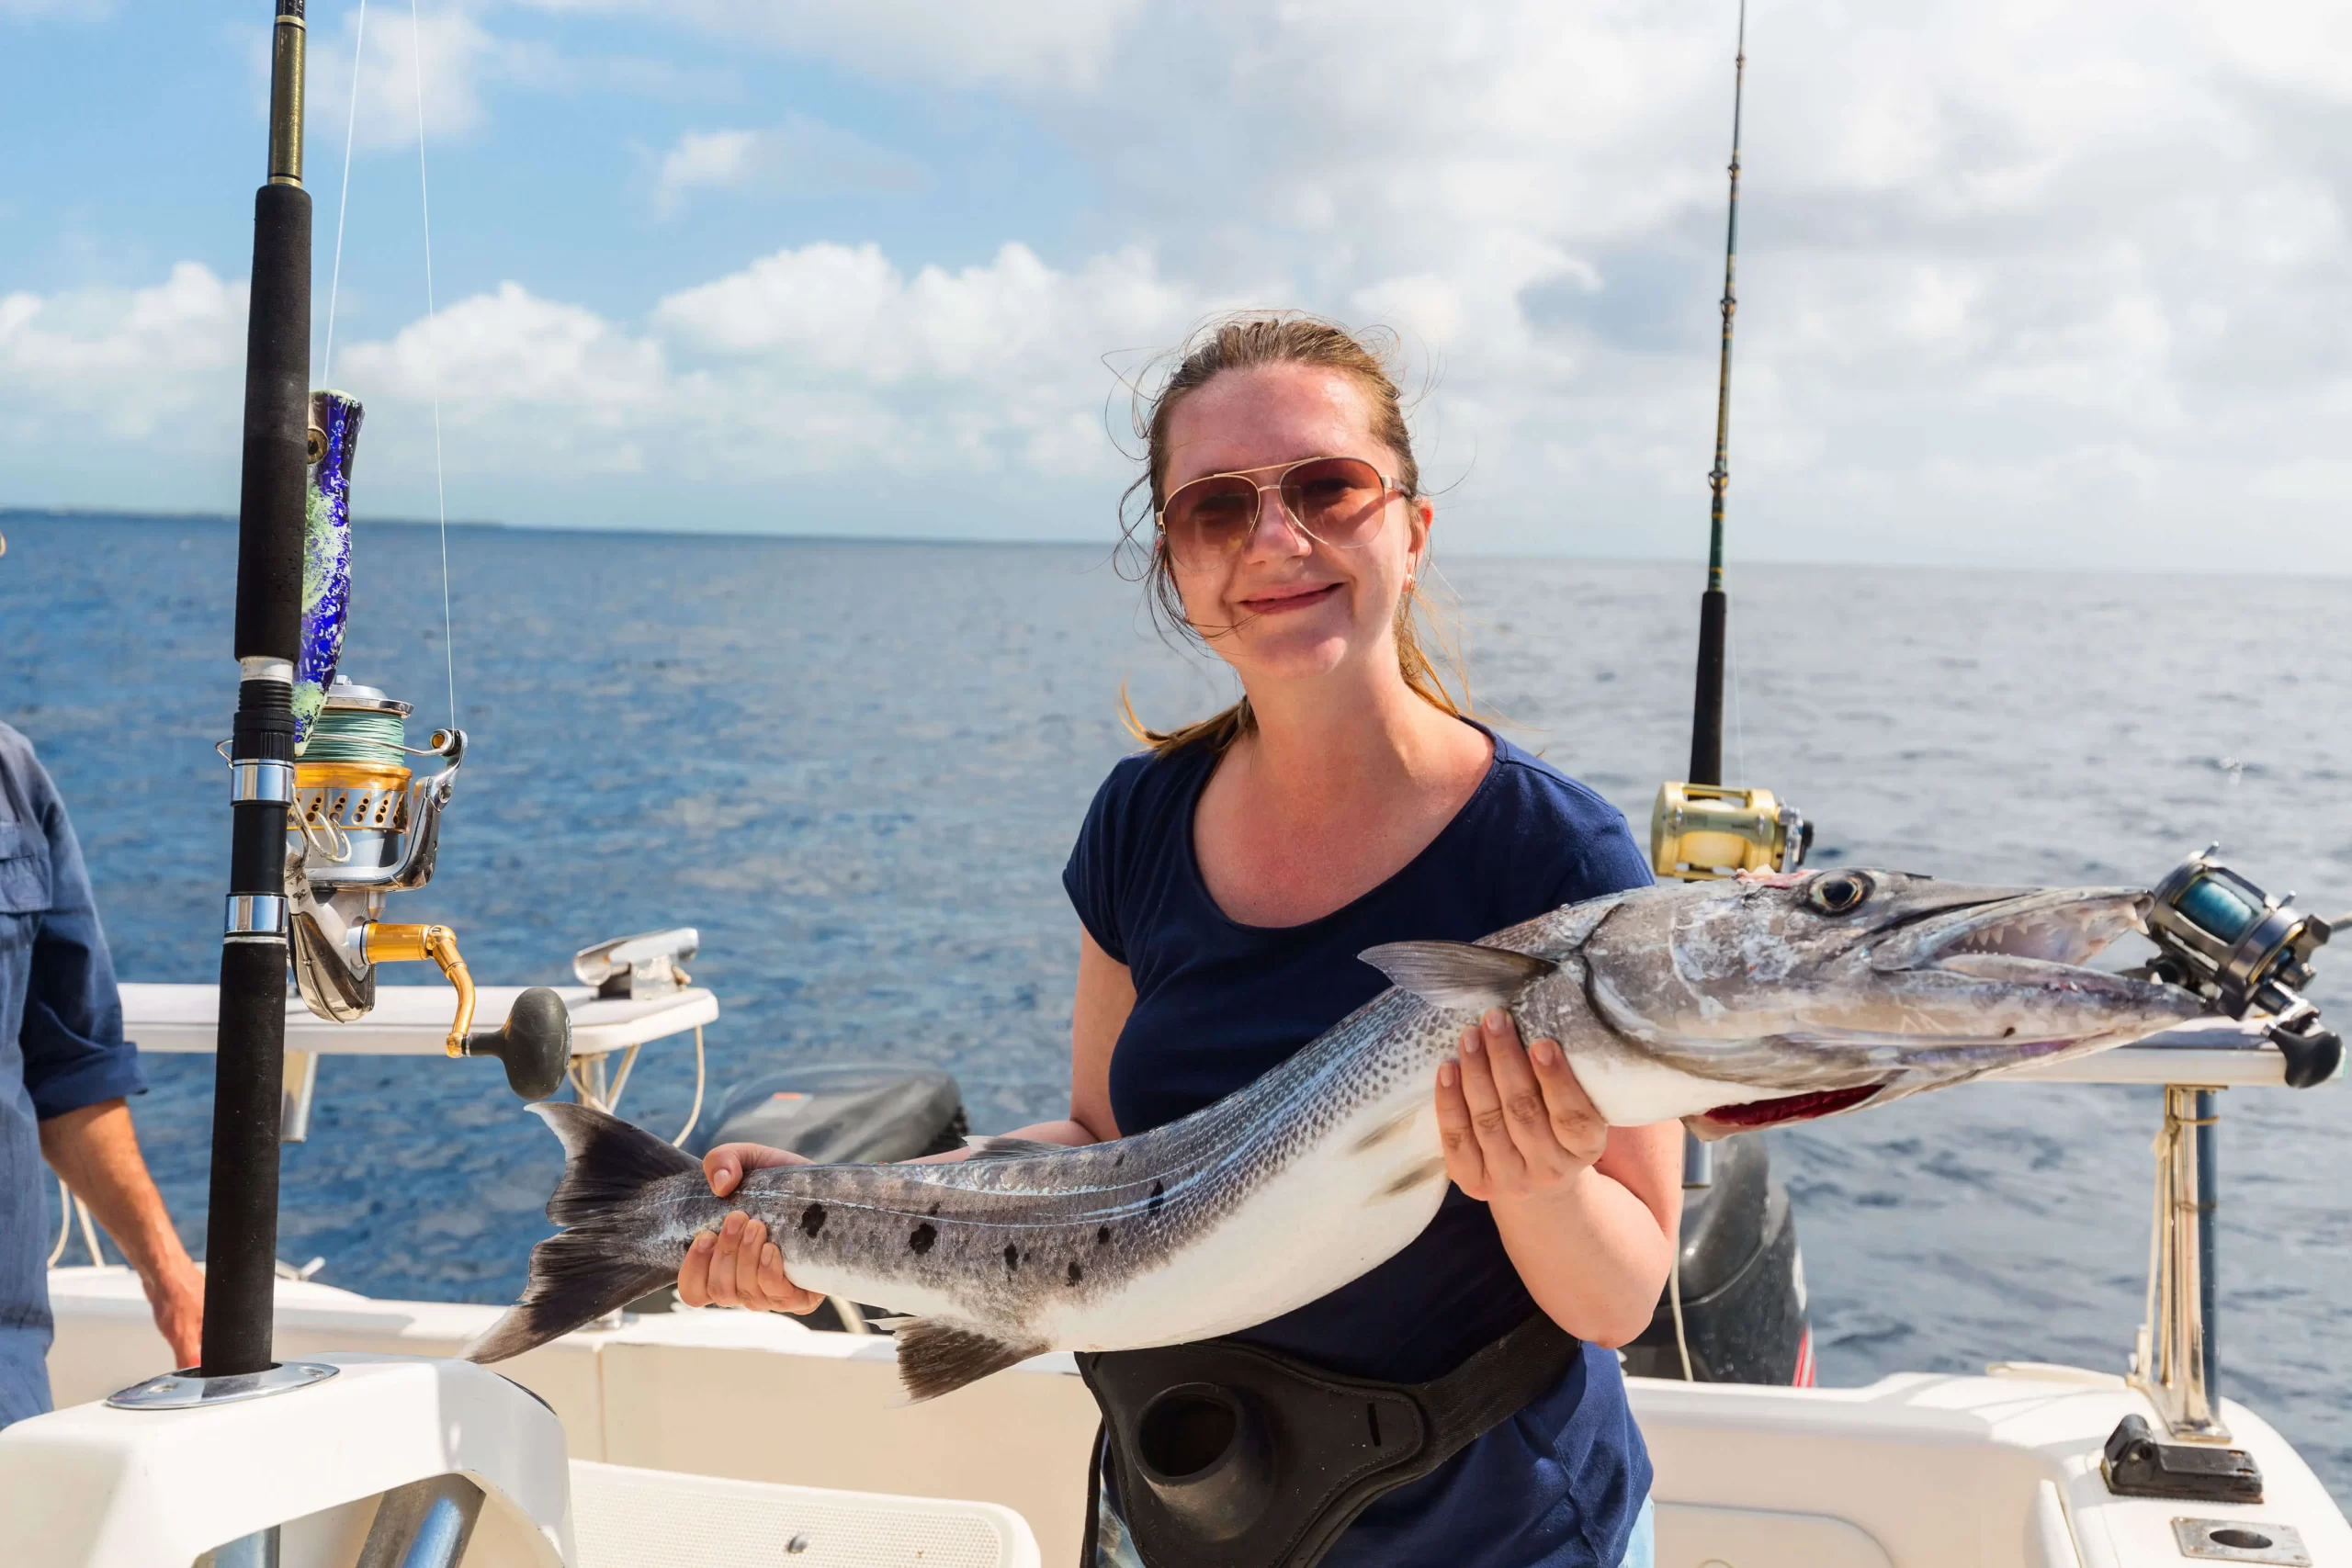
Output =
[
  {"x1": 18, "y1": 750, "x2": 142, "y2": 1120},
  {"x1": 1062, "y1": 759, "x2": 1140, "y2": 965},
  {"x1": 1555, "y1": 803, "x2": 1654, "y2": 905}
]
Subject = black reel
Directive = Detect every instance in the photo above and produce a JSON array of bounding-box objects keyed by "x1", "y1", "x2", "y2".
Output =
[{"x1": 2142, "y1": 847, "x2": 2340, "y2": 1089}]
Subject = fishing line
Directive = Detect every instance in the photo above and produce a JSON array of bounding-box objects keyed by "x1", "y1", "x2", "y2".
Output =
[
  {"x1": 410, "y1": 0, "x2": 459, "y2": 732},
  {"x1": 319, "y1": 0, "x2": 369, "y2": 386}
]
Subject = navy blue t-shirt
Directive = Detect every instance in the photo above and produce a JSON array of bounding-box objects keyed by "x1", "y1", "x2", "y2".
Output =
[{"x1": 1063, "y1": 722, "x2": 1657, "y2": 1568}]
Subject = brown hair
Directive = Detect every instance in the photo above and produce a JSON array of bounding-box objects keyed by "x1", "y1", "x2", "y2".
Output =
[{"x1": 1115, "y1": 312, "x2": 1466, "y2": 756}]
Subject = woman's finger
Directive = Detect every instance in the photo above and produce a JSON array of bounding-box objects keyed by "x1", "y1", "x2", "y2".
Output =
[
  {"x1": 1477, "y1": 1010, "x2": 1564, "y2": 1172},
  {"x1": 755, "y1": 1242, "x2": 820, "y2": 1315},
  {"x1": 705, "y1": 1210, "x2": 750, "y2": 1306},
  {"x1": 704, "y1": 1142, "x2": 812, "y2": 1198},
  {"x1": 1434, "y1": 1057, "x2": 1487, "y2": 1197},
  {"x1": 677, "y1": 1228, "x2": 717, "y2": 1307},
  {"x1": 1455, "y1": 1020, "x2": 1528, "y2": 1189},
  {"x1": 729, "y1": 1218, "x2": 772, "y2": 1307},
  {"x1": 1527, "y1": 1037, "x2": 1607, "y2": 1167}
]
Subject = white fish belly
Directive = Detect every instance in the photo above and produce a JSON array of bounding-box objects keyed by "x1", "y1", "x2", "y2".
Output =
[
  {"x1": 1566, "y1": 1044, "x2": 1736, "y2": 1126},
  {"x1": 1039, "y1": 1089, "x2": 1451, "y2": 1352}
]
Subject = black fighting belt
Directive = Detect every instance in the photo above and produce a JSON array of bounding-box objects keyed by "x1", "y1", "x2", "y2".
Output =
[{"x1": 1076, "y1": 1313, "x2": 1582, "y2": 1568}]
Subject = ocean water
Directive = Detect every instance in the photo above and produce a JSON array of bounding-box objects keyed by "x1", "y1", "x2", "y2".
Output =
[{"x1": 5, "y1": 512, "x2": 2347, "y2": 1498}]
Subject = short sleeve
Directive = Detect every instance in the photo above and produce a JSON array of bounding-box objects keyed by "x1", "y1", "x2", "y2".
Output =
[
  {"x1": 1553, "y1": 804, "x2": 1654, "y2": 906},
  {"x1": 9, "y1": 735, "x2": 143, "y2": 1119},
  {"x1": 1062, "y1": 758, "x2": 1144, "y2": 965}
]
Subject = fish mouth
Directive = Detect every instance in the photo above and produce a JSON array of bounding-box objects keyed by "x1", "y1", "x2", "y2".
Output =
[{"x1": 1872, "y1": 886, "x2": 2154, "y2": 987}]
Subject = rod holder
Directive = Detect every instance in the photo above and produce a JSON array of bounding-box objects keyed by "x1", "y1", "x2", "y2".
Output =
[{"x1": 2130, "y1": 1085, "x2": 2229, "y2": 1441}]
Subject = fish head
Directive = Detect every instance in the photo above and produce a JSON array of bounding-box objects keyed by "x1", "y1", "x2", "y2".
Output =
[{"x1": 1584, "y1": 868, "x2": 2207, "y2": 1078}]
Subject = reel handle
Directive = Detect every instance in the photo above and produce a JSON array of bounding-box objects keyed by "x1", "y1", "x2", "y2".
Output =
[
  {"x1": 2267, "y1": 1015, "x2": 2344, "y2": 1090},
  {"x1": 464, "y1": 987, "x2": 572, "y2": 1100}
]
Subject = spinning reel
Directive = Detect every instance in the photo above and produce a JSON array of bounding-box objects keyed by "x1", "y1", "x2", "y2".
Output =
[
  {"x1": 2140, "y1": 846, "x2": 2340, "y2": 1089},
  {"x1": 267, "y1": 388, "x2": 569, "y2": 1101}
]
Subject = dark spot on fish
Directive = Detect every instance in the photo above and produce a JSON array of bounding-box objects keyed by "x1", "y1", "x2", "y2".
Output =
[
  {"x1": 1148, "y1": 1180, "x2": 1165, "y2": 1213},
  {"x1": 909, "y1": 1223, "x2": 937, "y2": 1255},
  {"x1": 1096, "y1": 1225, "x2": 1111, "y2": 1247},
  {"x1": 800, "y1": 1204, "x2": 826, "y2": 1238},
  {"x1": 1114, "y1": 1153, "x2": 1125, "y2": 1168},
  {"x1": 1068, "y1": 1261, "x2": 1083, "y2": 1286},
  {"x1": 928, "y1": 1202, "x2": 941, "y2": 1215},
  {"x1": 1003, "y1": 1244, "x2": 1021, "y2": 1272},
  {"x1": 1376, "y1": 1159, "x2": 1446, "y2": 1199}
]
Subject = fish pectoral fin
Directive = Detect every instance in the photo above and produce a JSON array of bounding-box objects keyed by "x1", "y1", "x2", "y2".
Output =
[
  {"x1": 960, "y1": 1136, "x2": 1071, "y2": 1162},
  {"x1": 1359, "y1": 941, "x2": 1558, "y2": 1013},
  {"x1": 893, "y1": 1319, "x2": 1048, "y2": 1403}
]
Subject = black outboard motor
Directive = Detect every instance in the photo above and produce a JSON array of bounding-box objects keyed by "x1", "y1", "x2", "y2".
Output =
[
  {"x1": 689, "y1": 1063, "x2": 969, "y2": 1163},
  {"x1": 1621, "y1": 1134, "x2": 1813, "y2": 1385}
]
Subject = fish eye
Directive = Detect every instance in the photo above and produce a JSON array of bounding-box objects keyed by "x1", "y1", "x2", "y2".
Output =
[{"x1": 1808, "y1": 871, "x2": 1872, "y2": 915}]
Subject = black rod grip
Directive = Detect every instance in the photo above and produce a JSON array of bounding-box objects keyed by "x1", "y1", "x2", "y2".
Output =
[
  {"x1": 200, "y1": 938, "x2": 290, "y2": 1376},
  {"x1": 1688, "y1": 589, "x2": 1727, "y2": 787},
  {"x1": 233, "y1": 182, "x2": 311, "y2": 663}
]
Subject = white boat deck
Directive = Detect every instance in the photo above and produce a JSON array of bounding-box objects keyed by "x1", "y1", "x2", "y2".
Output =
[{"x1": 40, "y1": 1266, "x2": 2349, "y2": 1568}]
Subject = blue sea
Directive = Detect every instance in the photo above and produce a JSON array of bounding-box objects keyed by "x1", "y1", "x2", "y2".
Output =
[{"x1": 6, "y1": 512, "x2": 2348, "y2": 1497}]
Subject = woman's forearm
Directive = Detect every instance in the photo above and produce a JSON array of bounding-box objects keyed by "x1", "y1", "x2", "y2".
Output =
[{"x1": 1491, "y1": 1164, "x2": 1675, "y2": 1348}]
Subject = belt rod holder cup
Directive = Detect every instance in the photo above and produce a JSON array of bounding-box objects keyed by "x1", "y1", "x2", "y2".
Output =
[
  {"x1": 1650, "y1": 781, "x2": 1812, "y2": 882},
  {"x1": 1133, "y1": 1382, "x2": 1273, "y2": 1542}
]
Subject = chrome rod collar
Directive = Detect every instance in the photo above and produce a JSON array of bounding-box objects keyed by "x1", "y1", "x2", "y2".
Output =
[
  {"x1": 231, "y1": 759, "x2": 295, "y2": 805},
  {"x1": 107, "y1": 1359, "x2": 337, "y2": 1411},
  {"x1": 225, "y1": 894, "x2": 288, "y2": 937}
]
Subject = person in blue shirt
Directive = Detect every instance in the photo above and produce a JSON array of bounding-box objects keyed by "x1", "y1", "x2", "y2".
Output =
[
  {"x1": 0, "y1": 720, "x2": 203, "y2": 1426},
  {"x1": 681, "y1": 315, "x2": 1675, "y2": 1568}
]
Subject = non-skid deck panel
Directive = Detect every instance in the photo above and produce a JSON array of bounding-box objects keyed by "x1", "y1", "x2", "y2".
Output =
[{"x1": 568, "y1": 1460, "x2": 1041, "y2": 1568}]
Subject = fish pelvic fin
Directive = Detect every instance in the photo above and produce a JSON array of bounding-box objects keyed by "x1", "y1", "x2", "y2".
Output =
[
  {"x1": 462, "y1": 1102, "x2": 699, "y2": 1365},
  {"x1": 1358, "y1": 941, "x2": 1558, "y2": 1013},
  {"x1": 892, "y1": 1320, "x2": 1048, "y2": 1404}
]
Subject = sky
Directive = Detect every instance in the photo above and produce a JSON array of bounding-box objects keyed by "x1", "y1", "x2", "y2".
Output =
[{"x1": 1, "y1": 0, "x2": 2346, "y2": 570}]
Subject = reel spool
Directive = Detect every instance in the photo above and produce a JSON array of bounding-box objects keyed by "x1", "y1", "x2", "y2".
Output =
[
  {"x1": 2142, "y1": 846, "x2": 2339, "y2": 1089},
  {"x1": 279, "y1": 677, "x2": 570, "y2": 1101},
  {"x1": 1651, "y1": 782, "x2": 1813, "y2": 883}
]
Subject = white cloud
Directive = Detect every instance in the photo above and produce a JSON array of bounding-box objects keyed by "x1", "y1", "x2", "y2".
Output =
[
  {"x1": 305, "y1": 6, "x2": 509, "y2": 151},
  {"x1": 651, "y1": 117, "x2": 926, "y2": 218},
  {"x1": 0, "y1": 264, "x2": 244, "y2": 443},
  {"x1": 7, "y1": 0, "x2": 2349, "y2": 566},
  {"x1": 519, "y1": 0, "x2": 1147, "y2": 90}
]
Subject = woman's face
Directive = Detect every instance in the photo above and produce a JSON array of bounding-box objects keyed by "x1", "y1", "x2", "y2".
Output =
[{"x1": 1159, "y1": 364, "x2": 1430, "y2": 689}]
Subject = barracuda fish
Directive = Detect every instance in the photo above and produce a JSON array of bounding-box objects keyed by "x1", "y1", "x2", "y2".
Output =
[
  {"x1": 468, "y1": 870, "x2": 2204, "y2": 1398},
  {"x1": 293, "y1": 389, "x2": 362, "y2": 749}
]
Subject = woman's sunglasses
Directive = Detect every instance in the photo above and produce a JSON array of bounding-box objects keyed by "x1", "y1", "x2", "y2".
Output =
[{"x1": 1156, "y1": 456, "x2": 1400, "y2": 571}]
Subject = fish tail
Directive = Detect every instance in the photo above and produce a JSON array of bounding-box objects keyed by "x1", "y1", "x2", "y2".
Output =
[{"x1": 464, "y1": 1102, "x2": 696, "y2": 1364}]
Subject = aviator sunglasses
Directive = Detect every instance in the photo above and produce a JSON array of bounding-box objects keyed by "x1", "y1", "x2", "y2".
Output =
[{"x1": 1156, "y1": 456, "x2": 1402, "y2": 571}]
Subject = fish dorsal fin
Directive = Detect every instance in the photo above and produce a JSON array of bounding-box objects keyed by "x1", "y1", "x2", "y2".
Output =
[
  {"x1": 1359, "y1": 941, "x2": 1558, "y2": 1013},
  {"x1": 960, "y1": 1136, "x2": 1068, "y2": 1163},
  {"x1": 893, "y1": 1319, "x2": 1047, "y2": 1403}
]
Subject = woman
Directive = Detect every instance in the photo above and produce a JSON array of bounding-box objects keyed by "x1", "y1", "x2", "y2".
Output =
[{"x1": 681, "y1": 314, "x2": 1678, "y2": 1568}]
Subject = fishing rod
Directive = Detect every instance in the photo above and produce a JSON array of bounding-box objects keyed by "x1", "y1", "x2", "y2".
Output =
[
  {"x1": 1651, "y1": 0, "x2": 1808, "y2": 890},
  {"x1": 1689, "y1": 0, "x2": 1745, "y2": 792},
  {"x1": 160, "y1": 0, "x2": 570, "y2": 1399},
  {"x1": 199, "y1": 0, "x2": 315, "y2": 1383}
]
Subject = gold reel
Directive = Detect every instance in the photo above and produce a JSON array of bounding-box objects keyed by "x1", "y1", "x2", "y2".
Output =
[{"x1": 1650, "y1": 781, "x2": 1811, "y2": 882}]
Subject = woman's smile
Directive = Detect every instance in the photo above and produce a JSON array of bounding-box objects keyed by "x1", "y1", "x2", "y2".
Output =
[{"x1": 1235, "y1": 580, "x2": 1343, "y2": 615}]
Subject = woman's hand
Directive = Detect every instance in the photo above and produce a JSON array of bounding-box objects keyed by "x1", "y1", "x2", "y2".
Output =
[
  {"x1": 677, "y1": 1143, "x2": 825, "y2": 1316},
  {"x1": 1435, "y1": 1009, "x2": 1608, "y2": 1201}
]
